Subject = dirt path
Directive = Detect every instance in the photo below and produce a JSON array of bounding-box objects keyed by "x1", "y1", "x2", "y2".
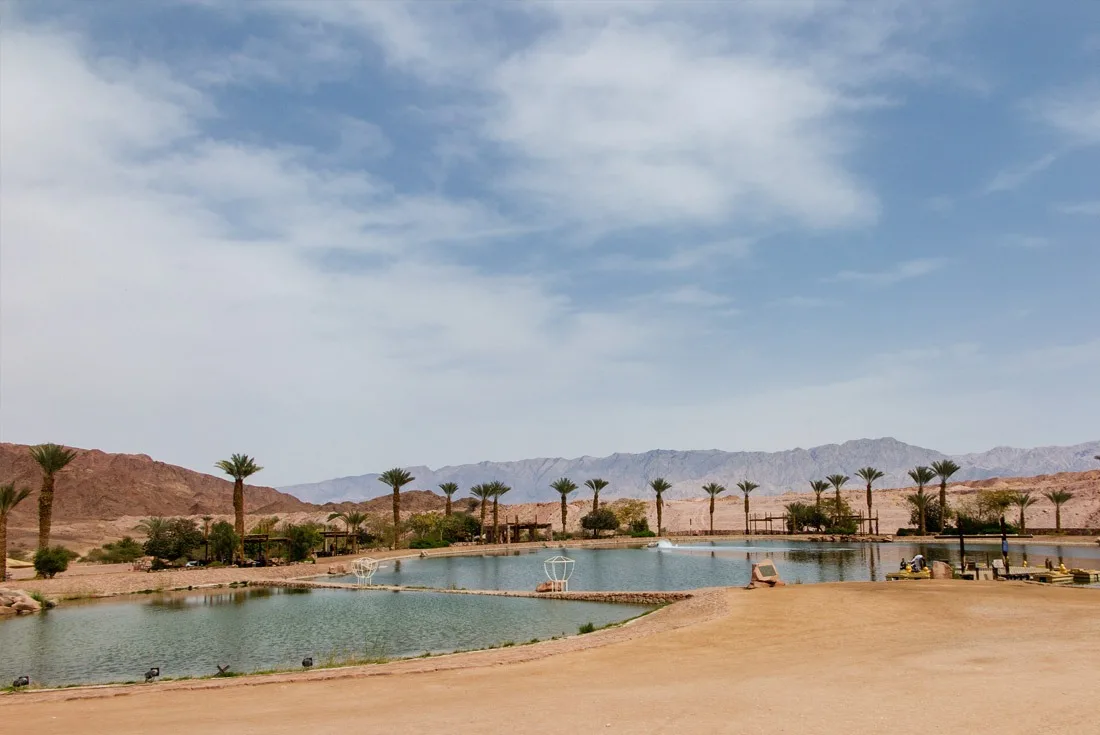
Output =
[{"x1": 4, "y1": 582, "x2": 1098, "y2": 734}]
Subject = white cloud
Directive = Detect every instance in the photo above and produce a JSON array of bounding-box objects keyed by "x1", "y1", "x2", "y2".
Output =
[
  {"x1": 984, "y1": 153, "x2": 1058, "y2": 193},
  {"x1": 1034, "y1": 82, "x2": 1100, "y2": 145},
  {"x1": 827, "y1": 258, "x2": 949, "y2": 286},
  {"x1": 1054, "y1": 201, "x2": 1100, "y2": 216},
  {"x1": 997, "y1": 234, "x2": 1050, "y2": 249}
]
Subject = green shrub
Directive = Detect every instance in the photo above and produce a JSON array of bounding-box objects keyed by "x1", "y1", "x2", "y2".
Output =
[
  {"x1": 630, "y1": 529, "x2": 657, "y2": 538},
  {"x1": 141, "y1": 517, "x2": 204, "y2": 561},
  {"x1": 282, "y1": 522, "x2": 324, "y2": 562},
  {"x1": 33, "y1": 546, "x2": 72, "y2": 578},
  {"x1": 207, "y1": 521, "x2": 239, "y2": 564},
  {"x1": 580, "y1": 508, "x2": 619, "y2": 537},
  {"x1": 578, "y1": 622, "x2": 596, "y2": 634},
  {"x1": 409, "y1": 537, "x2": 450, "y2": 549},
  {"x1": 83, "y1": 536, "x2": 145, "y2": 564}
]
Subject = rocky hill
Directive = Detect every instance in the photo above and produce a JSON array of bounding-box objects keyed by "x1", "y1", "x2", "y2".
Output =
[
  {"x1": 281, "y1": 437, "x2": 1100, "y2": 504},
  {"x1": 0, "y1": 443, "x2": 312, "y2": 522}
]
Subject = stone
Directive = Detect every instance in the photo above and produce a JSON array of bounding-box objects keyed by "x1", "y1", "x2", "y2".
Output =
[
  {"x1": 12, "y1": 600, "x2": 40, "y2": 613},
  {"x1": 0, "y1": 605, "x2": 17, "y2": 616},
  {"x1": 931, "y1": 561, "x2": 954, "y2": 580}
]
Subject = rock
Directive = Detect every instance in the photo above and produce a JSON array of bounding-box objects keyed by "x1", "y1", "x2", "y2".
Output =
[
  {"x1": 12, "y1": 600, "x2": 40, "y2": 613},
  {"x1": 931, "y1": 561, "x2": 954, "y2": 580},
  {"x1": 0, "y1": 605, "x2": 17, "y2": 616}
]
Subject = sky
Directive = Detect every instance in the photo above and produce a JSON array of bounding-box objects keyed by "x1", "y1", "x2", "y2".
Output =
[{"x1": 1, "y1": 0, "x2": 1098, "y2": 486}]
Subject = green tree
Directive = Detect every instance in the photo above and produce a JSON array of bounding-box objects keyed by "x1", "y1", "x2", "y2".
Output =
[
  {"x1": 1012, "y1": 491, "x2": 1038, "y2": 533},
  {"x1": 736, "y1": 480, "x2": 759, "y2": 534},
  {"x1": 855, "y1": 467, "x2": 885, "y2": 525},
  {"x1": 469, "y1": 484, "x2": 493, "y2": 544},
  {"x1": 208, "y1": 521, "x2": 239, "y2": 564},
  {"x1": 215, "y1": 453, "x2": 263, "y2": 563},
  {"x1": 29, "y1": 443, "x2": 79, "y2": 551},
  {"x1": 282, "y1": 522, "x2": 323, "y2": 562},
  {"x1": 808, "y1": 480, "x2": 831, "y2": 513},
  {"x1": 825, "y1": 474, "x2": 850, "y2": 523},
  {"x1": 327, "y1": 511, "x2": 369, "y2": 553},
  {"x1": 584, "y1": 478, "x2": 609, "y2": 514},
  {"x1": 649, "y1": 478, "x2": 672, "y2": 536},
  {"x1": 438, "y1": 482, "x2": 459, "y2": 516},
  {"x1": 33, "y1": 546, "x2": 71, "y2": 579},
  {"x1": 1043, "y1": 489, "x2": 1074, "y2": 533},
  {"x1": 550, "y1": 478, "x2": 578, "y2": 537},
  {"x1": 580, "y1": 508, "x2": 619, "y2": 538},
  {"x1": 1, "y1": 483, "x2": 32, "y2": 582},
  {"x1": 488, "y1": 480, "x2": 511, "y2": 543},
  {"x1": 930, "y1": 459, "x2": 961, "y2": 530},
  {"x1": 377, "y1": 468, "x2": 415, "y2": 550},
  {"x1": 907, "y1": 466, "x2": 936, "y2": 535},
  {"x1": 701, "y1": 482, "x2": 726, "y2": 535},
  {"x1": 201, "y1": 515, "x2": 213, "y2": 562},
  {"x1": 140, "y1": 517, "x2": 203, "y2": 561}
]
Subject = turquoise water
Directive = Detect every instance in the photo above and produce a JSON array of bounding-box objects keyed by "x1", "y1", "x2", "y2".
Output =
[
  {"x1": 327, "y1": 540, "x2": 1100, "y2": 590},
  {"x1": 0, "y1": 587, "x2": 650, "y2": 687}
]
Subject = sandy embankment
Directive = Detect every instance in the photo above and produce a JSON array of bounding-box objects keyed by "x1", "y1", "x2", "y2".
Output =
[{"x1": 3, "y1": 582, "x2": 1098, "y2": 734}]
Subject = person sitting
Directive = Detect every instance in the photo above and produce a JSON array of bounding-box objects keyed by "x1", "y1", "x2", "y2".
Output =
[{"x1": 910, "y1": 554, "x2": 927, "y2": 572}]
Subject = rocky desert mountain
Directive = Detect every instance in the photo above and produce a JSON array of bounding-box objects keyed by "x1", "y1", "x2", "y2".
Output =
[
  {"x1": 281, "y1": 437, "x2": 1100, "y2": 504},
  {"x1": 0, "y1": 442, "x2": 312, "y2": 523}
]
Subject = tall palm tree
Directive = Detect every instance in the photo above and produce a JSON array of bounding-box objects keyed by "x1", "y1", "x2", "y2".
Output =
[
  {"x1": 550, "y1": 478, "x2": 578, "y2": 537},
  {"x1": 584, "y1": 478, "x2": 609, "y2": 514},
  {"x1": 736, "y1": 480, "x2": 759, "y2": 534},
  {"x1": 826, "y1": 474, "x2": 850, "y2": 522},
  {"x1": 1, "y1": 483, "x2": 32, "y2": 583},
  {"x1": 808, "y1": 480, "x2": 830, "y2": 514},
  {"x1": 215, "y1": 453, "x2": 264, "y2": 563},
  {"x1": 29, "y1": 443, "x2": 79, "y2": 550},
  {"x1": 855, "y1": 467, "x2": 885, "y2": 524},
  {"x1": 906, "y1": 491, "x2": 932, "y2": 536},
  {"x1": 701, "y1": 482, "x2": 726, "y2": 535},
  {"x1": 469, "y1": 484, "x2": 493, "y2": 543},
  {"x1": 488, "y1": 481, "x2": 510, "y2": 543},
  {"x1": 930, "y1": 459, "x2": 961, "y2": 530},
  {"x1": 438, "y1": 482, "x2": 459, "y2": 516},
  {"x1": 1043, "y1": 490, "x2": 1074, "y2": 533},
  {"x1": 377, "y1": 468, "x2": 415, "y2": 550},
  {"x1": 327, "y1": 511, "x2": 369, "y2": 552},
  {"x1": 907, "y1": 466, "x2": 936, "y2": 535},
  {"x1": 201, "y1": 515, "x2": 213, "y2": 561},
  {"x1": 649, "y1": 478, "x2": 672, "y2": 535},
  {"x1": 1012, "y1": 492, "x2": 1038, "y2": 533}
]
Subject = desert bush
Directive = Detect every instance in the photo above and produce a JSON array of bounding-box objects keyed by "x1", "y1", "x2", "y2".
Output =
[
  {"x1": 409, "y1": 538, "x2": 449, "y2": 549},
  {"x1": 578, "y1": 622, "x2": 596, "y2": 634},
  {"x1": 439, "y1": 513, "x2": 480, "y2": 543},
  {"x1": 608, "y1": 499, "x2": 648, "y2": 530},
  {"x1": 33, "y1": 546, "x2": 72, "y2": 578},
  {"x1": 141, "y1": 517, "x2": 204, "y2": 561},
  {"x1": 282, "y1": 522, "x2": 324, "y2": 562},
  {"x1": 83, "y1": 536, "x2": 145, "y2": 564},
  {"x1": 208, "y1": 521, "x2": 239, "y2": 564},
  {"x1": 580, "y1": 508, "x2": 620, "y2": 537}
]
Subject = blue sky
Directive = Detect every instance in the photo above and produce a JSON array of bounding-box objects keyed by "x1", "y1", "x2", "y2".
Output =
[{"x1": 1, "y1": 1, "x2": 1098, "y2": 485}]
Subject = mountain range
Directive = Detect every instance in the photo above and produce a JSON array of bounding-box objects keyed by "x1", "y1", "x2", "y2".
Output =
[{"x1": 281, "y1": 437, "x2": 1100, "y2": 505}]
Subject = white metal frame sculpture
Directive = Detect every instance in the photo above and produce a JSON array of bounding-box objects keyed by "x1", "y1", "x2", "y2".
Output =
[
  {"x1": 352, "y1": 557, "x2": 379, "y2": 587},
  {"x1": 543, "y1": 555, "x2": 575, "y2": 592}
]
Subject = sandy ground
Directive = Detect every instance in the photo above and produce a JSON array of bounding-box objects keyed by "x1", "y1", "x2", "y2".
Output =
[{"x1": 3, "y1": 582, "x2": 1097, "y2": 734}]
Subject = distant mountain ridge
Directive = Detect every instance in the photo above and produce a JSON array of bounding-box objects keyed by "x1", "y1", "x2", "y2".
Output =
[{"x1": 280, "y1": 437, "x2": 1100, "y2": 505}]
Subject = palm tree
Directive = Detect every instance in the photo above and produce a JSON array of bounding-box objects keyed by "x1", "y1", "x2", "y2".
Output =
[
  {"x1": 439, "y1": 482, "x2": 459, "y2": 516},
  {"x1": 825, "y1": 474, "x2": 850, "y2": 522},
  {"x1": 907, "y1": 466, "x2": 936, "y2": 535},
  {"x1": 1012, "y1": 492, "x2": 1038, "y2": 533},
  {"x1": 584, "y1": 478, "x2": 609, "y2": 513},
  {"x1": 1043, "y1": 490, "x2": 1074, "y2": 533},
  {"x1": 377, "y1": 468, "x2": 415, "y2": 550},
  {"x1": 550, "y1": 478, "x2": 578, "y2": 537},
  {"x1": 736, "y1": 480, "x2": 759, "y2": 534},
  {"x1": 1, "y1": 483, "x2": 32, "y2": 583},
  {"x1": 29, "y1": 443, "x2": 79, "y2": 550},
  {"x1": 930, "y1": 459, "x2": 961, "y2": 530},
  {"x1": 469, "y1": 484, "x2": 493, "y2": 543},
  {"x1": 488, "y1": 481, "x2": 510, "y2": 543},
  {"x1": 808, "y1": 480, "x2": 830, "y2": 514},
  {"x1": 701, "y1": 482, "x2": 726, "y2": 535},
  {"x1": 200, "y1": 515, "x2": 214, "y2": 561},
  {"x1": 855, "y1": 467, "x2": 885, "y2": 525},
  {"x1": 327, "y1": 511, "x2": 368, "y2": 552},
  {"x1": 649, "y1": 478, "x2": 672, "y2": 535},
  {"x1": 215, "y1": 453, "x2": 264, "y2": 563}
]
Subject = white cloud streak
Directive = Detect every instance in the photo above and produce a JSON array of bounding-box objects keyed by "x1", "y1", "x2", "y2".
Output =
[{"x1": 827, "y1": 258, "x2": 950, "y2": 286}]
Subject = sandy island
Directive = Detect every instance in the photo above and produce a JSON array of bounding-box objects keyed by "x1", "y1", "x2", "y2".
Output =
[{"x1": 3, "y1": 579, "x2": 1098, "y2": 734}]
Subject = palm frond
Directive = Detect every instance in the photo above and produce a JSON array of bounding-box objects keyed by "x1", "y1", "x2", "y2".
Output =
[
  {"x1": 378, "y1": 468, "x2": 415, "y2": 489},
  {"x1": 29, "y1": 443, "x2": 79, "y2": 475}
]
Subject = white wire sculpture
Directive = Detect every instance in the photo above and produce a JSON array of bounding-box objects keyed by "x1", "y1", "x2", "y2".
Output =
[
  {"x1": 351, "y1": 557, "x2": 379, "y2": 587},
  {"x1": 543, "y1": 556, "x2": 575, "y2": 592}
]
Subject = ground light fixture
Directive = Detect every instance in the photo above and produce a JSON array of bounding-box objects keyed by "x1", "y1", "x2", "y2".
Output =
[
  {"x1": 145, "y1": 667, "x2": 160, "y2": 682},
  {"x1": 302, "y1": 657, "x2": 313, "y2": 668},
  {"x1": 12, "y1": 676, "x2": 30, "y2": 688}
]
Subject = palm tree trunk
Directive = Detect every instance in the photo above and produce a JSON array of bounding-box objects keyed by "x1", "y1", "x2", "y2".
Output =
[
  {"x1": 391, "y1": 487, "x2": 401, "y2": 550},
  {"x1": 1055, "y1": 505, "x2": 1062, "y2": 532},
  {"x1": 560, "y1": 497, "x2": 567, "y2": 537},
  {"x1": 866, "y1": 482, "x2": 873, "y2": 521},
  {"x1": 939, "y1": 481, "x2": 947, "y2": 531},
  {"x1": 834, "y1": 488, "x2": 842, "y2": 523},
  {"x1": 709, "y1": 496, "x2": 714, "y2": 535},
  {"x1": 593, "y1": 492, "x2": 599, "y2": 514},
  {"x1": 919, "y1": 504, "x2": 927, "y2": 535},
  {"x1": 744, "y1": 495, "x2": 750, "y2": 534},
  {"x1": 492, "y1": 499, "x2": 499, "y2": 544},
  {"x1": 445, "y1": 496, "x2": 452, "y2": 516},
  {"x1": 656, "y1": 495, "x2": 663, "y2": 536},
  {"x1": 480, "y1": 502, "x2": 488, "y2": 544},
  {"x1": 1019, "y1": 509, "x2": 1025, "y2": 533},
  {"x1": 233, "y1": 478, "x2": 245, "y2": 563},
  {"x1": 38, "y1": 474, "x2": 55, "y2": 550},
  {"x1": 1, "y1": 516, "x2": 8, "y2": 583}
]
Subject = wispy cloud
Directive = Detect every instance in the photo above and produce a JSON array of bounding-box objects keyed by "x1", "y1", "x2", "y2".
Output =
[
  {"x1": 827, "y1": 258, "x2": 950, "y2": 286},
  {"x1": 984, "y1": 153, "x2": 1058, "y2": 193},
  {"x1": 1053, "y1": 200, "x2": 1100, "y2": 216},
  {"x1": 997, "y1": 234, "x2": 1050, "y2": 249}
]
